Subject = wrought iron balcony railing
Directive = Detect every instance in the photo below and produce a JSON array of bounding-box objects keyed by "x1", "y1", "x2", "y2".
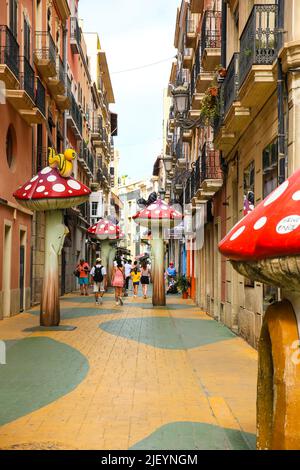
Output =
[
  {"x1": 201, "y1": 10, "x2": 221, "y2": 58},
  {"x1": 222, "y1": 53, "x2": 239, "y2": 116},
  {"x1": 70, "y1": 17, "x2": 81, "y2": 47},
  {"x1": 69, "y1": 93, "x2": 82, "y2": 134},
  {"x1": 239, "y1": 4, "x2": 278, "y2": 88},
  {"x1": 186, "y1": 17, "x2": 197, "y2": 34},
  {"x1": 19, "y1": 56, "x2": 35, "y2": 101},
  {"x1": 195, "y1": 143, "x2": 223, "y2": 188},
  {"x1": 35, "y1": 77, "x2": 46, "y2": 116},
  {"x1": 35, "y1": 31, "x2": 56, "y2": 66},
  {"x1": 0, "y1": 25, "x2": 19, "y2": 79},
  {"x1": 57, "y1": 56, "x2": 65, "y2": 85}
]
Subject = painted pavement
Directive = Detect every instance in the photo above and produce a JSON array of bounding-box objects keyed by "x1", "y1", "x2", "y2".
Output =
[{"x1": 0, "y1": 290, "x2": 257, "y2": 450}]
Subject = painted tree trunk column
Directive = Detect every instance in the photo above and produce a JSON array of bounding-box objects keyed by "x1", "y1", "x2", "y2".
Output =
[
  {"x1": 107, "y1": 246, "x2": 117, "y2": 287},
  {"x1": 40, "y1": 210, "x2": 68, "y2": 327},
  {"x1": 151, "y1": 234, "x2": 166, "y2": 307},
  {"x1": 101, "y1": 241, "x2": 111, "y2": 289},
  {"x1": 257, "y1": 292, "x2": 300, "y2": 450}
]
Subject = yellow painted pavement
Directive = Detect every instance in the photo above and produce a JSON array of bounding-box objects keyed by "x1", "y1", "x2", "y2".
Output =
[{"x1": 0, "y1": 292, "x2": 257, "y2": 450}]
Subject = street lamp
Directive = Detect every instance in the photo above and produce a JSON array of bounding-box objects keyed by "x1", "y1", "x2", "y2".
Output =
[
  {"x1": 171, "y1": 84, "x2": 205, "y2": 130},
  {"x1": 163, "y1": 155, "x2": 173, "y2": 173}
]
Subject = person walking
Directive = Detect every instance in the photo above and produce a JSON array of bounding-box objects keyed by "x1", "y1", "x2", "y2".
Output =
[
  {"x1": 140, "y1": 261, "x2": 151, "y2": 299},
  {"x1": 124, "y1": 259, "x2": 132, "y2": 297},
  {"x1": 76, "y1": 259, "x2": 90, "y2": 296},
  {"x1": 90, "y1": 258, "x2": 107, "y2": 305},
  {"x1": 131, "y1": 264, "x2": 141, "y2": 298},
  {"x1": 112, "y1": 260, "x2": 125, "y2": 306}
]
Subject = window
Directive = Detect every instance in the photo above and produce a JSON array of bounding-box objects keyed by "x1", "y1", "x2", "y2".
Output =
[
  {"x1": 263, "y1": 139, "x2": 279, "y2": 199},
  {"x1": 10, "y1": 0, "x2": 18, "y2": 38},
  {"x1": 243, "y1": 161, "x2": 255, "y2": 216},
  {"x1": 91, "y1": 202, "x2": 98, "y2": 217},
  {"x1": 24, "y1": 18, "x2": 30, "y2": 60},
  {"x1": 6, "y1": 125, "x2": 16, "y2": 169}
]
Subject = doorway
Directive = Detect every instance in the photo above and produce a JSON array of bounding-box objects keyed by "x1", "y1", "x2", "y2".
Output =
[
  {"x1": 3, "y1": 224, "x2": 12, "y2": 318},
  {"x1": 19, "y1": 230, "x2": 26, "y2": 312}
]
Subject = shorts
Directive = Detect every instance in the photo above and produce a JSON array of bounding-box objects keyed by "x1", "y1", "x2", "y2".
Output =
[
  {"x1": 93, "y1": 282, "x2": 105, "y2": 293},
  {"x1": 133, "y1": 282, "x2": 140, "y2": 286},
  {"x1": 141, "y1": 276, "x2": 150, "y2": 285},
  {"x1": 79, "y1": 277, "x2": 88, "y2": 286}
]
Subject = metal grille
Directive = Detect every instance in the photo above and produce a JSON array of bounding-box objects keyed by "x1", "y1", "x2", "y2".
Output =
[{"x1": 0, "y1": 25, "x2": 19, "y2": 79}]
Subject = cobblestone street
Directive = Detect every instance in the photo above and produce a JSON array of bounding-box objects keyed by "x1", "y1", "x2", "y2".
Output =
[{"x1": 0, "y1": 291, "x2": 257, "y2": 450}]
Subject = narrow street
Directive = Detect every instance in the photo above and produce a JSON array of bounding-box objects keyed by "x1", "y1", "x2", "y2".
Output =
[{"x1": 0, "y1": 291, "x2": 257, "y2": 450}]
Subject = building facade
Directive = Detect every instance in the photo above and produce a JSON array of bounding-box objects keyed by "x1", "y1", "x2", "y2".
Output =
[
  {"x1": 163, "y1": 0, "x2": 296, "y2": 349},
  {"x1": 0, "y1": 0, "x2": 117, "y2": 319}
]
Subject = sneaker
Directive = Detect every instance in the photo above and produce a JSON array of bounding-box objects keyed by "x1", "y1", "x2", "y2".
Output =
[
  {"x1": 115, "y1": 301, "x2": 119, "y2": 306},
  {"x1": 99, "y1": 297, "x2": 103, "y2": 305}
]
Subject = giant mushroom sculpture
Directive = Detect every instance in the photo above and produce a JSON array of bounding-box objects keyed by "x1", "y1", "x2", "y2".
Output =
[
  {"x1": 87, "y1": 219, "x2": 124, "y2": 286},
  {"x1": 133, "y1": 196, "x2": 182, "y2": 306},
  {"x1": 14, "y1": 154, "x2": 91, "y2": 327},
  {"x1": 219, "y1": 169, "x2": 300, "y2": 450}
]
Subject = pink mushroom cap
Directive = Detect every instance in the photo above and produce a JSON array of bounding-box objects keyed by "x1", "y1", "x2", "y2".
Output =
[
  {"x1": 87, "y1": 219, "x2": 125, "y2": 240},
  {"x1": 219, "y1": 169, "x2": 300, "y2": 261},
  {"x1": 133, "y1": 199, "x2": 183, "y2": 228},
  {"x1": 13, "y1": 167, "x2": 91, "y2": 211}
]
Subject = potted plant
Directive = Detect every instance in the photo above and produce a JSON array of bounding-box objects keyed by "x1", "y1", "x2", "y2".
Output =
[{"x1": 177, "y1": 275, "x2": 191, "y2": 299}]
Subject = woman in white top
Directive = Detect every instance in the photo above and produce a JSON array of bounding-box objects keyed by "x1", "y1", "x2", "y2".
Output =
[{"x1": 140, "y1": 261, "x2": 151, "y2": 299}]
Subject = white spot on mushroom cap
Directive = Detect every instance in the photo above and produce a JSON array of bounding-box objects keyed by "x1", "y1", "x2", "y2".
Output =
[
  {"x1": 41, "y1": 167, "x2": 52, "y2": 175},
  {"x1": 230, "y1": 226, "x2": 246, "y2": 241},
  {"x1": 23, "y1": 193, "x2": 27, "y2": 197},
  {"x1": 276, "y1": 215, "x2": 300, "y2": 235},
  {"x1": 53, "y1": 183, "x2": 66, "y2": 193},
  {"x1": 292, "y1": 191, "x2": 300, "y2": 201},
  {"x1": 39, "y1": 179, "x2": 43, "y2": 183},
  {"x1": 47, "y1": 175, "x2": 57, "y2": 182},
  {"x1": 67, "y1": 180, "x2": 81, "y2": 190},
  {"x1": 264, "y1": 181, "x2": 289, "y2": 207},
  {"x1": 31, "y1": 175, "x2": 38, "y2": 183},
  {"x1": 25, "y1": 184, "x2": 32, "y2": 191},
  {"x1": 254, "y1": 217, "x2": 267, "y2": 231},
  {"x1": 44, "y1": 192, "x2": 49, "y2": 196},
  {"x1": 36, "y1": 186, "x2": 45, "y2": 193}
]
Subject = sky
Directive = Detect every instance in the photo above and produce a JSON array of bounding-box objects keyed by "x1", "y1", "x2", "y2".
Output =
[{"x1": 79, "y1": 0, "x2": 178, "y2": 182}]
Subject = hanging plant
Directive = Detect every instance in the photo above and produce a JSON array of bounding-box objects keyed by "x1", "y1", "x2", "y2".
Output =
[{"x1": 200, "y1": 88, "x2": 220, "y2": 124}]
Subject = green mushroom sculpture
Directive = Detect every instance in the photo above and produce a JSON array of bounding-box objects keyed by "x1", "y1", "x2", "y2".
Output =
[
  {"x1": 13, "y1": 148, "x2": 91, "y2": 327},
  {"x1": 133, "y1": 196, "x2": 182, "y2": 306}
]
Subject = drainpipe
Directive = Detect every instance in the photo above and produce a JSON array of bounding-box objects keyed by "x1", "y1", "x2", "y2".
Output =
[
  {"x1": 63, "y1": 24, "x2": 68, "y2": 149},
  {"x1": 277, "y1": 58, "x2": 286, "y2": 185},
  {"x1": 221, "y1": 0, "x2": 227, "y2": 68}
]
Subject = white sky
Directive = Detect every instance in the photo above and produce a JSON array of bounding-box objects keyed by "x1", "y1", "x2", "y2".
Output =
[{"x1": 79, "y1": 0, "x2": 178, "y2": 181}]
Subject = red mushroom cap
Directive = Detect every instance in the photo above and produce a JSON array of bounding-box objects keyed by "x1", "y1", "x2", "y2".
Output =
[
  {"x1": 219, "y1": 169, "x2": 300, "y2": 261},
  {"x1": 87, "y1": 219, "x2": 125, "y2": 240},
  {"x1": 14, "y1": 167, "x2": 91, "y2": 211},
  {"x1": 133, "y1": 199, "x2": 183, "y2": 228}
]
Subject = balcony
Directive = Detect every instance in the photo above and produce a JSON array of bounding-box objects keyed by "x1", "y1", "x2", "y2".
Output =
[
  {"x1": 91, "y1": 116, "x2": 104, "y2": 148},
  {"x1": 194, "y1": 143, "x2": 223, "y2": 200},
  {"x1": 79, "y1": 142, "x2": 95, "y2": 178},
  {"x1": 70, "y1": 17, "x2": 81, "y2": 54},
  {"x1": 238, "y1": 4, "x2": 278, "y2": 110},
  {"x1": 48, "y1": 56, "x2": 65, "y2": 97},
  {"x1": 183, "y1": 47, "x2": 193, "y2": 69},
  {"x1": 66, "y1": 93, "x2": 82, "y2": 139},
  {"x1": 34, "y1": 31, "x2": 57, "y2": 78},
  {"x1": 6, "y1": 57, "x2": 45, "y2": 124},
  {"x1": 0, "y1": 25, "x2": 19, "y2": 89},
  {"x1": 190, "y1": 0, "x2": 204, "y2": 14},
  {"x1": 201, "y1": 10, "x2": 221, "y2": 71},
  {"x1": 192, "y1": 47, "x2": 215, "y2": 93},
  {"x1": 186, "y1": 17, "x2": 198, "y2": 49}
]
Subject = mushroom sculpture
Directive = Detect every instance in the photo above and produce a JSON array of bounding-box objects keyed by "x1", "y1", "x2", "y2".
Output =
[
  {"x1": 219, "y1": 169, "x2": 300, "y2": 450},
  {"x1": 14, "y1": 150, "x2": 91, "y2": 327},
  {"x1": 87, "y1": 219, "x2": 124, "y2": 286},
  {"x1": 133, "y1": 196, "x2": 182, "y2": 306}
]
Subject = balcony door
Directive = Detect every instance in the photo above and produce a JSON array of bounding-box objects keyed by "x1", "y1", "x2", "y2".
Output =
[{"x1": 9, "y1": 0, "x2": 18, "y2": 38}]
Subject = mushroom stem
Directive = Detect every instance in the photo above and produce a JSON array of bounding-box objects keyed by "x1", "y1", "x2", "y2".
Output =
[
  {"x1": 40, "y1": 210, "x2": 68, "y2": 327},
  {"x1": 100, "y1": 241, "x2": 111, "y2": 289},
  {"x1": 151, "y1": 236, "x2": 166, "y2": 306},
  {"x1": 108, "y1": 246, "x2": 117, "y2": 287}
]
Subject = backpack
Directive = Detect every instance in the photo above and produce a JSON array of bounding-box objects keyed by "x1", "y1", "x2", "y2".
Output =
[{"x1": 93, "y1": 265, "x2": 103, "y2": 283}]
